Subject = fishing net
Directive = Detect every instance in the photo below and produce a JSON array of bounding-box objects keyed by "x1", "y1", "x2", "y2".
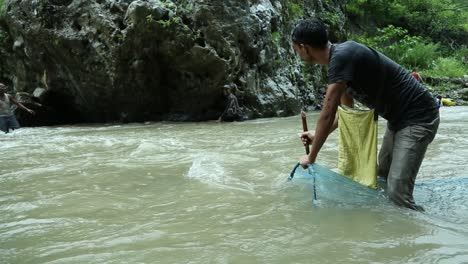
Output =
[
  {"x1": 290, "y1": 163, "x2": 468, "y2": 217},
  {"x1": 290, "y1": 163, "x2": 387, "y2": 207}
]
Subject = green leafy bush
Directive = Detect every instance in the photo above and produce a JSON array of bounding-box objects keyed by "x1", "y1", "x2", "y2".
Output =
[
  {"x1": 423, "y1": 57, "x2": 466, "y2": 77},
  {"x1": 288, "y1": 2, "x2": 304, "y2": 18},
  {"x1": 346, "y1": 0, "x2": 468, "y2": 46},
  {"x1": 398, "y1": 37, "x2": 440, "y2": 70},
  {"x1": 353, "y1": 26, "x2": 440, "y2": 70},
  {"x1": 352, "y1": 25, "x2": 467, "y2": 77},
  {"x1": 271, "y1": 31, "x2": 281, "y2": 47},
  {"x1": 453, "y1": 47, "x2": 468, "y2": 64}
]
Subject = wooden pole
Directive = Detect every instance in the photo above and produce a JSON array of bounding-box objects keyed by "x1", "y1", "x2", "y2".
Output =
[
  {"x1": 288, "y1": 110, "x2": 310, "y2": 181},
  {"x1": 301, "y1": 110, "x2": 309, "y2": 155}
]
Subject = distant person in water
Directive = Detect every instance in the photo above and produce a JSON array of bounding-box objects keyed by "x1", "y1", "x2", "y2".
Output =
[
  {"x1": 0, "y1": 83, "x2": 35, "y2": 133},
  {"x1": 292, "y1": 18, "x2": 439, "y2": 211},
  {"x1": 217, "y1": 84, "x2": 244, "y2": 122},
  {"x1": 435, "y1": 95, "x2": 443, "y2": 108},
  {"x1": 411, "y1": 71, "x2": 423, "y2": 83}
]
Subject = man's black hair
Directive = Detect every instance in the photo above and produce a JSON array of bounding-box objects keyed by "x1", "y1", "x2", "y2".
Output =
[{"x1": 291, "y1": 18, "x2": 328, "y2": 49}]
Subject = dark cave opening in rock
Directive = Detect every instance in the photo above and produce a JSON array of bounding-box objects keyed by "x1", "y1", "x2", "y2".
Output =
[{"x1": 39, "y1": 90, "x2": 84, "y2": 125}]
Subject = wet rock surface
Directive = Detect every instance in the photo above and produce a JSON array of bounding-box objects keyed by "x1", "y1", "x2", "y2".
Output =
[{"x1": 0, "y1": 0, "x2": 347, "y2": 125}]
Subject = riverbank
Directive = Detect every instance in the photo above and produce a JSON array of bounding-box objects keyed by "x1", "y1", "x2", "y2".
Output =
[{"x1": 426, "y1": 76, "x2": 468, "y2": 106}]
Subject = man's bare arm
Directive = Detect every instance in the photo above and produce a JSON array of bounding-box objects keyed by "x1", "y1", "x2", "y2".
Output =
[
  {"x1": 301, "y1": 85, "x2": 353, "y2": 146},
  {"x1": 9, "y1": 95, "x2": 35, "y2": 114},
  {"x1": 329, "y1": 88, "x2": 354, "y2": 133},
  {"x1": 305, "y1": 82, "x2": 347, "y2": 165}
]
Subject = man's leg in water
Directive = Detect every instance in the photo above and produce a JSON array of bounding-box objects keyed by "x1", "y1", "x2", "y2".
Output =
[
  {"x1": 7, "y1": 115, "x2": 20, "y2": 132},
  {"x1": 378, "y1": 127, "x2": 394, "y2": 180},
  {"x1": 386, "y1": 117, "x2": 439, "y2": 210},
  {"x1": 0, "y1": 116, "x2": 8, "y2": 133}
]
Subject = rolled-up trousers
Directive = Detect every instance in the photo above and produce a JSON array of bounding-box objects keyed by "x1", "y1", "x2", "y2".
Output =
[{"x1": 378, "y1": 114, "x2": 440, "y2": 210}]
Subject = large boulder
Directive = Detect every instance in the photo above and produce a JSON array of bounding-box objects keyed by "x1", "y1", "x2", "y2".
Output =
[{"x1": 0, "y1": 0, "x2": 347, "y2": 124}]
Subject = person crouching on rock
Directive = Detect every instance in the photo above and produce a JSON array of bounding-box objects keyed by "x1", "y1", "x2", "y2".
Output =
[{"x1": 217, "y1": 84, "x2": 244, "y2": 122}]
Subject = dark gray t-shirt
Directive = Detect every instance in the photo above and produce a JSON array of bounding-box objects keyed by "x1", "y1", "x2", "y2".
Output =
[{"x1": 328, "y1": 41, "x2": 439, "y2": 131}]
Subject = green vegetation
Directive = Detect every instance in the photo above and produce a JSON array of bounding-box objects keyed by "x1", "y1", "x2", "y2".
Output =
[
  {"x1": 345, "y1": 0, "x2": 467, "y2": 78},
  {"x1": 352, "y1": 25, "x2": 466, "y2": 77},
  {"x1": 278, "y1": 0, "x2": 304, "y2": 19},
  {"x1": 353, "y1": 26, "x2": 439, "y2": 70},
  {"x1": 0, "y1": 0, "x2": 9, "y2": 47},
  {"x1": 0, "y1": 29, "x2": 7, "y2": 44},
  {"x1": 288, "y1": 3, "x2": 304, "y2": 18},
  {"x1": 346, "y1": 0, "x2": 468, "y2": 45},
  {"x1": 319, "y1": 10, "x2": 341, "y2": 29},
  {"x1": 157, "y1": 16, "x2": 183, "y2": 29},
  {"x1": 146, "y1": 14, "x2": 153, "y2": 24},
  {"x1": 271, "y1": 31, "x2": 281, "y2": 47},
  {"x1": 0, "y1": 0, "x2": 4, "y2": 13},
  {"x1": 424, "y1": 57, "x2": 466, "y2": 77}
]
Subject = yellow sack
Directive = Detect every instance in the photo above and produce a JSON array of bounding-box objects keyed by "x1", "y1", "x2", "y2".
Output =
[
  {"x1": 441, "y1": 98, "x2": 456, "y2": 106},
  {"x1": 337, "y1": 106, "x2": 378, "y2": 189}
]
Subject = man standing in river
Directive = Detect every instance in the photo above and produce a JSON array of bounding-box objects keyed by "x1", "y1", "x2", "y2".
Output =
[
  {"x1": 292, "y1": 18, "x2": 439, "y2": 210},
  {"x1": 0, "y1": 83, "x2": 35, "y2": 133}
]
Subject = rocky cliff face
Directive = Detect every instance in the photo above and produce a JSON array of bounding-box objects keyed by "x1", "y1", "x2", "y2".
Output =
[{"x1": 0, "y1": 0, "x2": 346, "y2": 125}]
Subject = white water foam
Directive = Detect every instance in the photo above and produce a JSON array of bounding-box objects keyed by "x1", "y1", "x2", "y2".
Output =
[{"x1": 185, "y1": 153, "x2": 254, "y2": 193}]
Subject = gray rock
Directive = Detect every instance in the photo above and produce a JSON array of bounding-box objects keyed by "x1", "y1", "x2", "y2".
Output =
[
  {"x1": 0, "y1": 0, "x2": 347, "y2": 125},
  {"x1": 459, "y1": 88, "x2": 468, "y2": 100},
  {"x1": 33, "y1": 87, "x2": 46, "y2": 98},
  {"x1": 12, "y1": 36, "x2": 24, "y2": 51}
]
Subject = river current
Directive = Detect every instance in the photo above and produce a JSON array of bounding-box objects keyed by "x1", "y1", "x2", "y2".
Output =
[{"x1": 1, "y1": 106, "x2": 467, "y2": 263}]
